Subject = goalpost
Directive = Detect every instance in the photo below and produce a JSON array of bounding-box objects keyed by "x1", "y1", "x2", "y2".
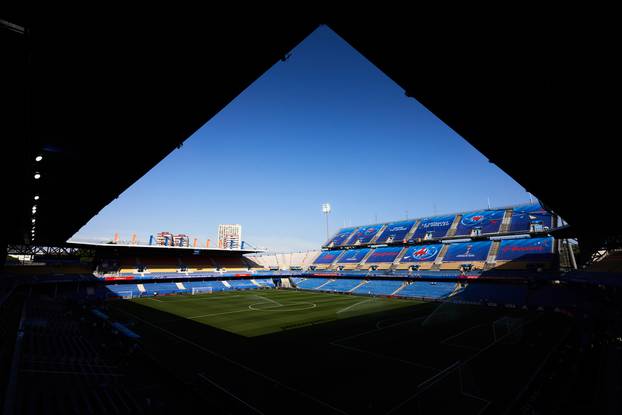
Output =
[
  {"x1": 191, "y1": 287, "x2": 213, "y2": 295},
  {"x1": 117, "y1": 291, "x2": 134, "y2": 299}
]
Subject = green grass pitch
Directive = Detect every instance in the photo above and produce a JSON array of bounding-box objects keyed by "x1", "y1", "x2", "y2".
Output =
[{"x1": 129, "y1": 289, "x2": 421, "y2": 337}]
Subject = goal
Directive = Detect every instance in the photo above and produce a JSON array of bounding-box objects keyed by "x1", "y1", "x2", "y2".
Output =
[
  {"x1": 117, "y1": 291, "x2": 134, "y2": 299},
  {"x1": 191, "y1": 286, "x2": 213, "y2": 295}
]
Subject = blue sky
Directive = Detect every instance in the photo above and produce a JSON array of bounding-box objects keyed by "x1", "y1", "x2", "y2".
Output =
[{"x1": 72, "y1": 26, "x2": 532, "y2": 252}]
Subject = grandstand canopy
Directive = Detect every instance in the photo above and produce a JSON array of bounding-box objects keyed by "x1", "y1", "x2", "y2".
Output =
[
  {"x1": 66, "y1": 242, "x2": 260, "y2": 257},
  {"x1": 2, "y1": 8, "x2": 615, "y2": 251}
]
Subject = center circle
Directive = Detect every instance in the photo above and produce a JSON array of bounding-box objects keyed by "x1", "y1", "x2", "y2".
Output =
[{"x1": 248, "y1": 301, "x2": 317, "y2": 312}]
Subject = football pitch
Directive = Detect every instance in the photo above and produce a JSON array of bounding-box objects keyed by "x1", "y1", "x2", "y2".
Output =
[
  {"x1": 108, "y1": 289, "x2": 571, "y2": 414},
  {"x1": 126, "y1": 289, "x2": 420, "y2": 337}
]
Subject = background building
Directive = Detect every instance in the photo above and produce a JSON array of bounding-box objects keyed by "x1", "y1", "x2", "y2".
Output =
[
  {"x1": 154, "y1": 231, "x2": 189, "y2": 247},
  {"x1": 218, "y1": 224, "x2": 242, "y2": 249}
]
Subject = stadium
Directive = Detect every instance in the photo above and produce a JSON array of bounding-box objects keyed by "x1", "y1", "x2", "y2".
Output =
[{"x1": 1, "y1": 9, "x2": 619, "y2": 415}]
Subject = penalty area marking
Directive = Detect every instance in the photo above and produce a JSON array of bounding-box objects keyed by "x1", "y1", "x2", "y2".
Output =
[{"x1": 248, "y1": 302, "x2": 317, "y2": 312}]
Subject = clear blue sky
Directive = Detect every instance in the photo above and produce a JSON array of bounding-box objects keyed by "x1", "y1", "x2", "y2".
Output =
[{"x1": 72, "y1": 26, "x2": 532, "y2": 251}]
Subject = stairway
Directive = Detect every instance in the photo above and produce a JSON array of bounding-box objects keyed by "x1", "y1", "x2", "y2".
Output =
[
  {"x1": 484, "y1": 240, "x2": 501, "y2": 270},
  {"x1": 403, "y1": 220, "x2": 420, "y2": 242},
  {"x1": 341, "y1": 227, "x2": 361, "y2": 247},
  {"x1": 356, "y1": 249, "x2": 377, "y2": 270},
  {"x1": 499, "y1": 209, "x2": 513, "y2": 233},
  {"x1": 445, "y1": 215, "x2": 462, "y2": 237},
  {"x1": 316, "y1": 279, "x2": 334, "y2": 290},
  {"x1": 350, "y1": 280, "x2": 368, "y2": 292},
  {"x1": 369, "y1": 225, "x2": 388, "y2": 244},
  {"x1": 328, "y1": 250, "x2": 348, "y2": 269},
  {"x1": 390, "y1": 247, "x2": 409, "y2": 270},
  {"x1": 431, "y1": 244, "x2": 450, "y2": 270},
  {"x1": 391, "y1": 282, "x2": 408, "y2": 295}
]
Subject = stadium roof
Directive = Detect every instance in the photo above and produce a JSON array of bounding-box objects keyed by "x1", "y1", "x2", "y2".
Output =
[
  {"x1": 65, "y1": 242, "x2": 261, "y2": 256},
  {"x1": 2, "y1": 8, "x2": 614, "y2": 251}
]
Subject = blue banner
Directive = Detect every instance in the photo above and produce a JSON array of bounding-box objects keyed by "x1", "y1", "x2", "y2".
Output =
[
  {"x1": 375, "y1": 220, "x2": 416, "y2": 244},
  {"x1": 313, "y1": 250, "x2": 342, "y2": 264},
  {"x1": 348, "y1": 225, "x2": 384, "y2": 245},
  {"x1": 325, "y1": 227, "x2": 356, "y2": 246},
  {"x1": 496, "y1": 237, "x2": 554, "y2": 261},
  {"x1": 366, "y1": 247, "x2": 403, "y2": 263},
  {"x1": 337, "y1": 248, "x2": 371, "y2": 263},
  {"x1": 410, "y1": 215, "x2": 456, "y2": 240},
  {"x1": 400, "y1": 244, "x2": 443, "y2": 263},
  {"x1": 454, "y1": 210, "x2": 504, "y2": 236},
  {"x1": 509, "y1": 204, "x2": 553, "y2": 233},
  {"x1": 443, "y1": 241, "x2": 492, "y2": 262}
]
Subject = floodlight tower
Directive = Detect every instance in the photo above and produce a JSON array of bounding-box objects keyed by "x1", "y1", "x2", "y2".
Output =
[{"x1": 322, "y1": 203, "x2": 331, "y2": 242}]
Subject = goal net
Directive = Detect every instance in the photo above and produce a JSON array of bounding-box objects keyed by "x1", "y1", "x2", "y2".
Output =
[
  {"x1": 191, "y1": 286, "x2": 213, "y2": 295},
  {"x1": 117, "y1": 291, "x2": 134, "y2": 299}
]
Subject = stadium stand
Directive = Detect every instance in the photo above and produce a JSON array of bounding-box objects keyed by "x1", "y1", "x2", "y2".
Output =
[
  {"x1": 336, "y1": 248, "x2": 372, "y2": 270},
  {"x1": 493, "y1": 237, "x2": 556, "y2": 270},
  {"x1": 509, "y1": 203, "x2": 554, "y2": 233},
  {"x1": 346, "y1": 225, "x2": 384, "y2": 246},
  {"x1": 249, "y1": 250, "x2": 321, "y2": 270},
  {"x1": 454, "y1": 209, "x2": 505, "y2": 236},
  {"x1": 352, "y1": 280, "x2": 404, "y2": 296},
  {"x1": 295, "y1": 278, "x2": 331, "y2": 290},
  {"x1": 374, "y1": 220, "x2": 417, "y2": 244},
  {"x1": 7, "y1": 291, "x2": 200, "y2": 413},
  {"x1": 395, "y1": 244, "x2": 444, "y2": 270},
  {"x1": 316, "y1": 279, "x2": 362, "y2": 292},
  {"x1": 451, "y1": 283, "x2": 529, "y2": 306},
  {"x1": 237, "y1": 204, "x2": 559, "y2": 274},
  {"x1": 361, "y1": 246, "x2": 404, "y2": 270},
  {"x1": 585, "y1": 250, "x2": 622, "y2": 272},
  {"x1": 323, "y1": 227, "x2": 357, "y2": 248},
  {"x1": 322, "y1": 203, "x2": 555, "y2": 251},
  {"x1": 441, "y1": 241, "x2": 492, "y2": 270},
  {"x1": 311, "y1": 250, "x2": 343, "y2": 270},
  {"x1": 408, "y1": 214, "x2": 456, "y2": 242},
  {"x1": 396, "y1": 281, "x2": 458, "y2": 299}
]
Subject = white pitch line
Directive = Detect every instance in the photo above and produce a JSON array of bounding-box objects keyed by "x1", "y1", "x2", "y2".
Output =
[
  {"x1": 337, "y1": 298, "x2": 375, "y2": 314},
  {"x1": 115, "y1": 307, "x2": 348, "y2": 415},
  {"x1": 253, "y1": 295, "x2": 283, "y2": 307},
  {"x1": 187, "y1": 309, "x2": 252, "y2": 319},
  {"x1": 150, "y1": 294, "x2": 248, "y2": 302},
  {"x1": 197, "y1": 373, "x2": 264, "y2": 414}
]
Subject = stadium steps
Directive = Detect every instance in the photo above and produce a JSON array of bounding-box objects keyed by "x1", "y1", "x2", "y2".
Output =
[
  {"x1": 356, "y1": 249, "x2": 377, "y2": 270},
  {"x1": 341, "y1": 227, "x2": 361, "y2": 247},
  {"x1": 315, "y1": 279, "x2": 335, "y2": 290},
  {"x1": 175, "y1": 282, "x2": 186, "y2": 290},
  {"x1": 445, "y1": 215, "x2": 462, "y2": 237},
  {"x1": 499, "y1": 209, "x2": 513, "y2": 233},
  {"x1": 350, "y1": 280, "x2": 368, "y2": 292},
  {"x1": 331, "y1": 250, "x2": 349, "y2": 268},
  {"x1": 449, "y1": 283, "x2": 464, "y2": 297},
  {"x1": 391, "y1": 282, "x2": 407, "y2": 295},
  {"x1": 281, "y1": 278, "x2": 292, "y2": 288},
  {"x1": 369, "y1": 224, "x2": 387, "y2": 244},
  {"x1": 391, "y1": 247, "x2": 410, "y2": 269},
  {"x1": 291, "y1": 277, "x2": 306, "y2": 287},
  {"x1": 250, "y1": 279, "x2": 261, "y2": 287},
  {"x1": 136, "y1": 284, "x2": 145, "y2": 293},
  {"x1": 221, "y1": 280, "x2": 231, "y2": 288},
  {"x1": 402, "y1": 219, "x2": 420, "y2": 243},
  {"x1": 431, "y1": 244, "x2": 450, "y2": 270},
  {"x1": 484, "y1": 241, "x2": 501, "y2": 270}
]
